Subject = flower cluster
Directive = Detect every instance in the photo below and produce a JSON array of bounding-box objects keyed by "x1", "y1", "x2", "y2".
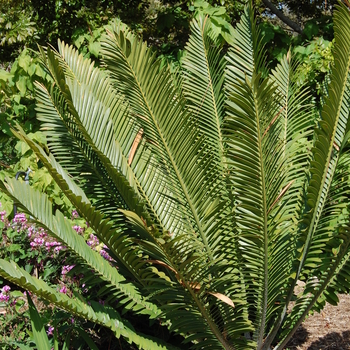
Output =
[
  {"x1": 12, "y1": 213, "x2": 28, "y2": 231},
  {"x1": 100, "y1": 244, "x2": 114, "y2": 262},
  {"x1": 73, "y1": 225, "x2": 84, "y2": 235},
  {"x1": 27, "y1": 225, "x2": 64, "y2": 255},
  {"x1": 87, "y1": 233, "x2": 100, "y2": 249},
  {"x1": 87, "y1": 234, "x2": 113, "y2": 262},
  {"x1": 59, "y1": 285, "x2": 67, "y2": 294},
  {"x1": 0, "y1": 285, "x2": 11, "y2": 303},
  {"x1": 62, "y1": 265, "x2": 75, "y2": 275}
]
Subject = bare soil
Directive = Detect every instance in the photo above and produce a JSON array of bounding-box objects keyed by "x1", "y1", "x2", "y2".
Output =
[{"x1": 286, "y1": 293, "x2": 350, "y2": 350}]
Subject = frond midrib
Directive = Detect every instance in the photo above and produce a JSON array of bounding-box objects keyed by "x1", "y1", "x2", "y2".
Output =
[
  {"x1": 253, "y1": 78, "x2": 269, "y2": 349},
  {"x1": 199, "y1": 17, "x2": 225, "y2": 163}
]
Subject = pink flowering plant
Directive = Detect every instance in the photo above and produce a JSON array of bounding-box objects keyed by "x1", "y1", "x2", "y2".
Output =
[
  {"x1": 0, "y1": 286, "x2": 29, "y2": 346},
  {"x1": 0, "y1": 210, "x2": 66, "y2": 276},
  {"x1": 0, "y1": 205, "x2": 116, "y2": 348}
]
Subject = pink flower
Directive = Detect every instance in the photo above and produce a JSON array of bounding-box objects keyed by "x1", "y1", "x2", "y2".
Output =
[
  {"x1": 59, "y1": 285, "x2": 67, "y2": 294},
  {"x1": 71, "y1": 210, "x2": 79, "y2": 219},
  {"x1": 100, "y1": 249, "x2": 114, "y2": 262},
  {"x1": 73, "y1": 225, "x2": 84, "y2": 234},
  {"x1": 0, "y1": 210, "x2": 7, "y2": 222},
  {"x1": 47, "y1": 326, "x2": 54, "y2": 336},
  {"x1": 13, "y1": 213, "x2": 27, "y2": 224},
  {"x1": 0, "y1": 293, "x2": 9, "y2": 302},
  {"x1": 54, "y1": 245, "x2": 63, "y2": 254},
  {"x1": 62, "y1": 265, "x2": 75, "y2": 275},
  {"x1": 87, "y1": 234, "x2": 99, "y2": 249},
  {"x1": 2, "y1": 285, "x2": 11, "y2": 293}
]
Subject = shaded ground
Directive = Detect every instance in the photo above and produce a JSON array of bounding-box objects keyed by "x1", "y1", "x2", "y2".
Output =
[{"x1": 287, "y1": 293, "x2": 350, "y2": 349}]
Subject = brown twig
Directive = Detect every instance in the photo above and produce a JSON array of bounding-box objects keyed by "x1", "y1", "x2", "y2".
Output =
[{"x1": 0, "y1": 160, "x2": 11, "y2": 169}]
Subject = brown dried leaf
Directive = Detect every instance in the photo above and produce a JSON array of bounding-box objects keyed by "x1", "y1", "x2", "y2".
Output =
[
  {"x1": 208, "y1": 292, "x2": 235, "y2": 308},
  {"x1": 128, "y1": 129, "x2": 143, "y2": 165},
  {"x1": 146, "y1": 260, "x2": 178, "y2": 275}
]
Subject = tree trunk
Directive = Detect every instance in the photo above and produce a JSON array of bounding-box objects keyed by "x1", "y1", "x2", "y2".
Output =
[{"x1": 261, "y1": 0, "x2": 303, "y2": 34}]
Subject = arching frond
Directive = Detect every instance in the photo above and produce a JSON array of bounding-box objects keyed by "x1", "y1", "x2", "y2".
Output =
[
  {"x1": 225, "y1": 3, "x2": 280, "y2": 346},
  {"x1": 261, "y1": 53, "x2": 314, "y2": 348},
  {"x1": 0, "y1": 177, "x2": 161, "y2": 319},
  {"x1": 181, "y1": 15, "x2": 226, "y2": 161},
  {"x1": 0, "y1": 259, "x2": 174, "y2": 350},
  {"x1": 273, "y1": 3, "x2": 350, "y2": 349}
]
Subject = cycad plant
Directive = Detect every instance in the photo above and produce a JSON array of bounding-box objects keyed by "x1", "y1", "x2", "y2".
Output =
[{"x1": 1, "y1": 1, "x2": 350, "y2": 349}]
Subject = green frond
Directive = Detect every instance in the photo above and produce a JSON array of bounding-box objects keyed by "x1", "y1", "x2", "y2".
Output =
[
  {"x1": 36, "y1": 47, "x2": 140, "y2": 208},
  {"x1": 181, "y1": 17, "x2": 242, "y2": 284},
  {"x1": 277, "y1": 227, "x2": 350, "y2": 350},
  {"x1": 286, "y1": 0, "x2": 350, "y2": 315},
  {"x1": 260, "y1": 53, "x2": 315, "y2": 348},
  {"x1": 0, "y1": 260, "x2": 173, "y2": 350},
  {"x1": 1, "y1": 177, "x2": 161, "y2": 319},
  {"x1": 224, "y1": 2, "x2": 283, "y2": 346},
  {"x1": 56, "y1": 40, "x2": 138, "y2": 158},
  {"x1": 225, "y1": 2, "x2": 265, "y2": 88},
  {"x1": 275, "y1": 150, "x2": 350, "y2": 349},
  {"x1": 1, "y1": 2, "x2": 350, "y2": 349},
  {"x1": 101, "y1": 20, "x2": 223, "y2": 266},
  {"x1": 34, "y1": 80, "x2": 150, "y2": 281},
  {"x1": 181, "y1": 15, "x2": 226, "y2": 159},
  {"x1": 12, "y1": 125, "x2": 90, "y2": 205},
  {"x1": 47, "y1": 40, "x2": 188, "y2": 238},
  {"x1": 123, "y1": 209, "x2": 254, "y2": 350},
  {"x1": 265, "y1": 4, "x2": 350, "y2": 348},
  {"x1": 100, "y1": 22, "x2": 258, "y2": 348},
  {"x1": 35, "y1": 46, "x2": 174, "y2": 246}
]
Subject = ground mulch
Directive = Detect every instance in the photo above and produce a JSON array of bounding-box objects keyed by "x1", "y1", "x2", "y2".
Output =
[{"x1": 287, "y1": 293, "x2": 350, "y2": 349}]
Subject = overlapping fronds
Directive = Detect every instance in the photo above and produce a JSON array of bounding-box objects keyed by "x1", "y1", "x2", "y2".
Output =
[
  {"x1": 121, "y1": 210, "x2": 252, "y2": 349},
  {"x1": 295, "y1": 2, "x2": 350, "y2": 280},
  {"x1": 270, "y1": 3, "x2": 350, "y2": 349},
  {"x1": 224, "y1": 3, "x2": 283, "y2": 346},
  {"x1": 0, "y1": 259, "x2": 174, "y2": 350},
  {"x1": 181, "y1": 15, "x2": 239, "y2": 269},
  {"x1": 0, "y1": 177, "x2": 160, "y2": 319},
  {"x1": 276, "y1": 154, "x2": 350, "y2": 348},
  {"x1": 260, "y1": 54, "x2": 314, "y2": 348},
  {"x1": 181, "y1": 15, "x2": 226, "y2": 160},
  {"x1": 100, "y1": 17, "x2": 256, "y2": 349},
  {"x1": 101, "y1": 20, "x2": 215, "y2": 255},
  {"x1": 2, "y1": 1, "x2": 350, "y2": 349}
]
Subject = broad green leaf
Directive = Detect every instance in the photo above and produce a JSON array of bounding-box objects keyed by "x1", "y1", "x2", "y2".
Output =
[
  {"x1": 16, "y1": 76, "x2": 27, "y2": 96},
  {"x1": 27, "y1": 294, "x2": 51, "y2": 350}
]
